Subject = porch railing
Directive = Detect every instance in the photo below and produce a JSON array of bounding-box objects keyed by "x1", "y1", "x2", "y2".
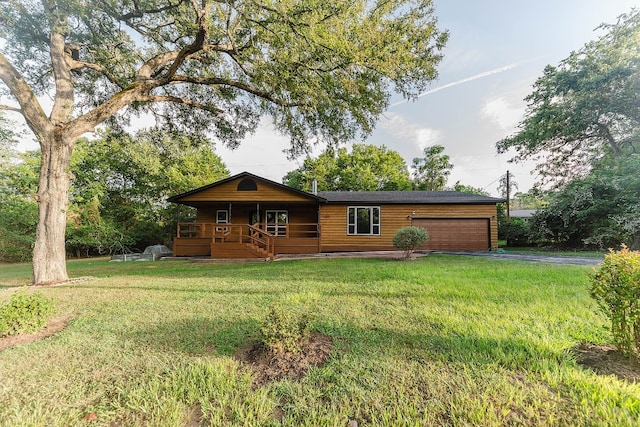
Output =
[
  {"x1": 177, "y1": 222, "x2": 320, "y2": 239},
  {"x1": 247, "y1": 224, "x2": 274, "y2": 257},
  {"x1": 251, "y1": 223, "x2": 320, "y2": 238}
]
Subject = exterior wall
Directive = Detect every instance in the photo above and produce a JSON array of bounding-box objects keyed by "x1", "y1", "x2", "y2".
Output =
[
  {"x1": 319, "y1": 204, "x2": 499, "y2": 252},
  {"x1": 195, "y1": 204, "x2": 318, "y2": 228}
]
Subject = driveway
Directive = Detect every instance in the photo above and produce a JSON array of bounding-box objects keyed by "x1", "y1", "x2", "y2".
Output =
[
  {"x1": 277, "y1": 250, "x2": 603, "y2": 266},
  {"x1": 434, "y1": 251, "x2": 602, "y2": 266}
]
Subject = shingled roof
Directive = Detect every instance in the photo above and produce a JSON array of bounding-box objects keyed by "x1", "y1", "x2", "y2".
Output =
[{"x1": 317, "y1": 191, "x2": 505, "y2": 205}]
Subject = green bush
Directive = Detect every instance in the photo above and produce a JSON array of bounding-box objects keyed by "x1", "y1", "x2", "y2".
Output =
[
  {"x1": 393, "y1": 226, "x2": 429, "y2": 259},
  {"x1": 260, "y1": 303, "x2": 311, "y2": 354},
  {"x1": 589, "y1": 245, "x2": 640, "y2": 358},
  {"x1": 0, "y1": 292, "x2": 55, "y2": 338},
  {"x1": 503, "y1": 218, "x2": 531, "y2": 247}
]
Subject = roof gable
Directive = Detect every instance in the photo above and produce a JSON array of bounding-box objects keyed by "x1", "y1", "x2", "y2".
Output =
[{"x1": 168, "y1": 172, "x2": 325, "y2": 204}]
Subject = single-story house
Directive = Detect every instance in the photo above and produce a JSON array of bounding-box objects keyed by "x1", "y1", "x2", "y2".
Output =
[{"x1": 168, "y1": 172, "x2": 505, "y2": 258}]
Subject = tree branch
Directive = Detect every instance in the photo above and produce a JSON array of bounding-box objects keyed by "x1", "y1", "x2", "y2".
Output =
[
  {"x1": 597, "y1": 122, "x2": 622, "y2": 156},
  {"x1": 117, "y1": 0, "x2": 185, "y2": 21},
  {"x1": 43, "y1": 1, "x2": 75, "y2": 125},
  {"x1": 0, "y1": 53, "x2": 52, "y2": 139},
  {"x1": 69, "y1": 59, "x2": 124, "y2": 88},
  {"x1": 137, "y1": 51, "x2": 181, "y2": 80},
  {"x1": 140, "y1": 94, "x2": 223, "y2": 115},
  {"x1": 0, "y1": 104, "x2": 22, "y2": 113},
  {"x1": 170, "y1": 75, "x2": 302, "y2": 107},
  {"x1": 162, "y1": 0, "x2": 208, "y2": 82},
  {"x1": 66, "y1": 81, "x2": 153, "y2": 138}
]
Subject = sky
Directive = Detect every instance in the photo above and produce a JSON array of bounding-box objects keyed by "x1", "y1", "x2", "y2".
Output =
[
  {"x1": 10, "y1": 0, "x2": 639, "y2": 196},
  {"x1": 210, "y1": 0, "x2": 639, "y2": 196}
]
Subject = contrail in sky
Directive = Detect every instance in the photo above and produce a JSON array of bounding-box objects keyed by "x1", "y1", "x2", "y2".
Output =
[{"x1": 389, "y1": 60, "x2": 529, "y2": 108}]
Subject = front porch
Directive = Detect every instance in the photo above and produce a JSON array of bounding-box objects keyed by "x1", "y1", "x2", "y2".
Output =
[{"x1": 173, "y1": 222, "x2": 321, "y2": 259}]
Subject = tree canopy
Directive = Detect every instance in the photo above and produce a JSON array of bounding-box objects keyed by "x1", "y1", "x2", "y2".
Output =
[
  {"x1": 411, "y1": 144, "x2": 453, "y2": 191},
  {"x1": 528, "y1": 155, "x2": 640, "y2": 250},
  {"x1": 283, "y1": 144, "x2": 412, "y2": 191},
  {"x1": 0, "y1": 147, "x2": 39, "y2": 262},
  {"x1": 496, "y1": 9, "x2": 640, "y2": 186},
  {"x1": 0, "y1": 128, "x2": 230, "y2": 261},
  {"x1": 0, "y1": 0, "x2": 448, "y2": 284}
]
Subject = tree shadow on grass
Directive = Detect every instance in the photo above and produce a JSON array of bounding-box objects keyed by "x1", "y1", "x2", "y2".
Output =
[
  {"x1": 130, "y1": 317, "x2": 262, "y2": 356},
  {"x1": 128, "y1": 316, "x2": 335, "y2": 389},
  {"x1": 317, "y1": 321, "x2": 567, "y2": 371},
  {"x1": 130, "y1": 313, "x2": 566, "y2": 372}
]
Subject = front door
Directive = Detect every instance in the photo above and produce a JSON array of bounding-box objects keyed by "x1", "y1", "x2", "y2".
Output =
[{"x1": 265, "y1": 210, "x2": 288, "y2": 236}]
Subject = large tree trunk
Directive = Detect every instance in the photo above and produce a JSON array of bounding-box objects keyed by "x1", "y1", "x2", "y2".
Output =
[{"x1": 32, "y1": 133, "x2": 73, "y2": 285}]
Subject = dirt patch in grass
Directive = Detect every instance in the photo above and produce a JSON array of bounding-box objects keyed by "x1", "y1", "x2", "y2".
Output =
[
  {"x1": 234, "y1": 331, "x2": 333, "y2": 388},
  {"x1": 574, "y1": 343, "x2": 640, "y2": 383},
  {"x1": 0, "y1": 315, "x2": 73, "y2": 351}
]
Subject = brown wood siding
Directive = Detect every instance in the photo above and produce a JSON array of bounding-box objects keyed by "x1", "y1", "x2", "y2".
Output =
[
  {"x1": 173, "y1": 238, "x2": 211, "y2": 256},
  {"x1": 178, "y1": 177, "x2": 315, "y2": 203},
  {"x1": 319, "y1": 204, "x2": 498, "y2": 252},
  {"x1": 274, "y1": 238, "x2": 320, "y2": 254}
]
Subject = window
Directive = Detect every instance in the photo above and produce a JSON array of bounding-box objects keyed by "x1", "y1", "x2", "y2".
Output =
[
  {"x1": 348, "y1": 207, "x2": 380, "y2": 235},
  {"x1": 216, "y1": 210, "x2": 228, "y2": 232},
  {"x1": 237, "y1": 178, "x2": 257, "y2": 191},
  {"x1": 216, "y1": 210, "x2": 229, "y2": 223},
  {"x1": 265, "y1": 210, "x2": 288, "y2": 236}
]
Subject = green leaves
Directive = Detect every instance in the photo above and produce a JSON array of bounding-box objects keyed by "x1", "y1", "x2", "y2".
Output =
[
  {"x1": 589, "y1": 246, "x2": 640, "y2": 359},
  {"x1": 69, "y1": 129, "x2": 230, "y2": 252},
  {"x1": 392, "y1": 226, "x2": 429, "y2": 259},
  {"x1": 528, "y1": 154, "x2": 640, "y2": 250},
  {"x1": 497, "y1": 9, "x2": 640, "y2": 186},
  {"x1": 283, "y1": 143, "x2": 412, "y2": 191},
  {"x1": 1, "y1": 0, "x2": 447, "y2": 151},
  {"x1": 411, "y1": 144, "x2": 453, "y2": 191},
  {"x1": 0, "y1": 292, "x2": 54, "y2": 337}
]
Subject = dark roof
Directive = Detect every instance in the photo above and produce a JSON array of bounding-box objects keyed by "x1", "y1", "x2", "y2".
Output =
[
  {"x1": 317, "y1": 190, "x2": 505, "y2": 205},
  {"x1": 167, "y1": 172, "x2": 504, "y2": 205},
  {"x1": 167, "y1": 171, "x2": 326, "y2": 203}
]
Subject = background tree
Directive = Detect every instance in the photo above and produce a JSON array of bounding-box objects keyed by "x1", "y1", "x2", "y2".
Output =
[
  {"x1": 71, "y1": 129, "x2": 230, "y2": 252},
  {"x1": 0, "y1": 114, "x2": 19, "y2": 167},
  {"x1": 0, "y1": 0, "x2": 448, "y2": 284},
  {"x1": 411, "y1": 144, "x2": 453, "y2": 191},
  {"x1": 497, "y1": 9, "x2": 640, "y2": 186},
  {"x1": 0, "y1": 128, "x2": 230, "y2": 261},
  {"x1": 450, "y1": 181, "x2": 489, "y2": 196},
  {"x1": 283, "y1": 144, "x2": 412, "y2": 191},
  {"x1": 528, "y1": 155, "x2": 640, "y2": 249},
  {"x1": 0, "y1": 150, "x2": 39, "y2": 261}
]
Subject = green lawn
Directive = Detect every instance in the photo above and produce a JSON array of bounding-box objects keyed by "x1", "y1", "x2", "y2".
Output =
[{"x1": 0, "y1": 256, "x2": 638, "y2": 426}]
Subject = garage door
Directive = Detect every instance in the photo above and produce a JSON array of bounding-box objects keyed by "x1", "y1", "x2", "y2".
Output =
[{"x1": 411, "y1": 218, "x2": 490, "y2": 251}]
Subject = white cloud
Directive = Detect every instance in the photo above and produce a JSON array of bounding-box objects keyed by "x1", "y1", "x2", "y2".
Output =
[
  {"x1": 378, "y1": 112, "x2": 443, "y2": 153},
  {"x1": 480, "y1": 95, "x2": 523, "y2": 132}
]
